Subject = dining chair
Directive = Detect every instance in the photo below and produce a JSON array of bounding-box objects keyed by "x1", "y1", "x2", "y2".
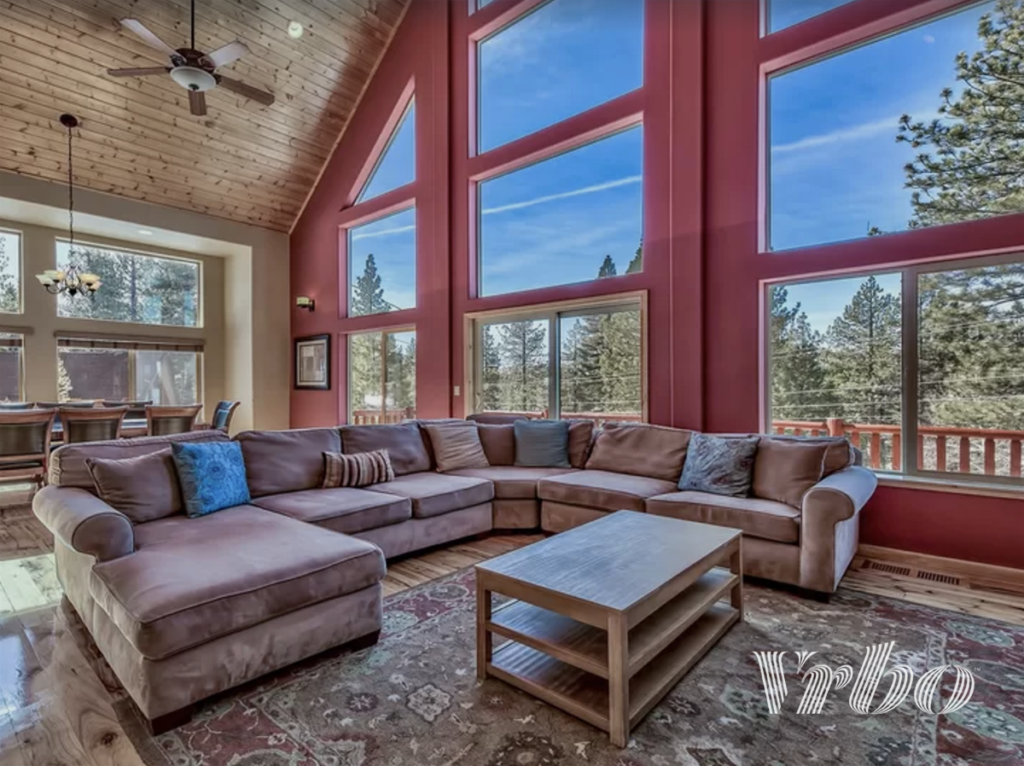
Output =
[
  {"x1": 38, "y1": 400, "x2": 97, "y2": 409},
  {"x1": 210, "y1": 401, "x2": 240, "y2": 432},
  {"x1": 103, "y1": 400, "x2": 153, "y2": 421},
  {"x1": 146, "y1": 404, "x2": 203, "y2": 436},
  {"x1": 59, "y1": 406, "x2": 128, "y2": 444},
  {"x1": 0, "y1": 402, "x2": 35, "y2": 411},
  {"x1": 0, "y1": 409, "x2": 57, "y2": 489}
]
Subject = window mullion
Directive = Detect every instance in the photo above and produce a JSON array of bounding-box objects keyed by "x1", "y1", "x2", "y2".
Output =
[
  {"x1": 902, "y1": 269, "x2": 919, "y2": 476},
  {"x1": 380, "y1": 331, "x2": 389, "y2": 422},
  {"x1": 550, "y1": 312, "x2": 560, "y2": 419}
]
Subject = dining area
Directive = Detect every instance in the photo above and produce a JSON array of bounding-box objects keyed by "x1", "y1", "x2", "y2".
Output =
[{"x1": 0, "y1": 400, "x2": 239, "y2": 489}]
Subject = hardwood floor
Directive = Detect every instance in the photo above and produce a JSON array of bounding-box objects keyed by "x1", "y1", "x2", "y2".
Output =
[{"x1": 0, "y1": 501, "x2": 1021, "y2": 765}]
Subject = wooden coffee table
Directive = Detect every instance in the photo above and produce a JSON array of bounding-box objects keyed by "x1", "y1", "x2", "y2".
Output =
[{"x1": 476, "y1": 511, "x2": 742, "y2": 747}]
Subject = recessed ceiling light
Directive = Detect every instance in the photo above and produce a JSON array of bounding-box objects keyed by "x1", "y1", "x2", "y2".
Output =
[
  {"x1": 138, "y1": 229, "x2": 154, "y2": 236},
  {"x1": 287, "y1": 21, "x2": 304, "y2": 39}
]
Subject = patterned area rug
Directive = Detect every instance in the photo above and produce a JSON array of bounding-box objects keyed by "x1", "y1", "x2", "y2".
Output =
[{"x1": 120, "y1": 569, "x2": 1024, "y2": 766}]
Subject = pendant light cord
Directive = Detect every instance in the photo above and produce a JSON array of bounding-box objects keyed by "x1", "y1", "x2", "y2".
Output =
[
  {"x1": 66, "y1": 121, "x2": 75, "y2": 256},
  {"x1": 191, "y1": 0, "x2": 196, "y2": 50}
]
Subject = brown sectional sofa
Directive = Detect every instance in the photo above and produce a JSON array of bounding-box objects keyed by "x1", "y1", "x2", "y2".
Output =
[{"x1": 33, "y1": 418, "x2": 876, "y2": 734}]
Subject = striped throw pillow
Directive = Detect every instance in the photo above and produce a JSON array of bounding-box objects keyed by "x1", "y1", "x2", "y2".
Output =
[{"x1": 323, "y1": 449, "x2": 395, "y2": 488}]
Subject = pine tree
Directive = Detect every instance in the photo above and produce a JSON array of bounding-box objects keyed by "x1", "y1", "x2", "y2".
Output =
[
  {"x1": 897, "y1": 0, "x2": 1024, "y2": 227},
  {"x1": 626, "y1": 241, "x2": 642, "y2": 274},
  {"x1": 497, "y1": 320, "x2": 548, "y2": 412},
  {"x1": 823, "y1": 277, "x2": 902, "y2": 425},
  {"x1": 351, "y1": 254, "x2": 388, "y2": 316},
  {"x1": 479, "y1": 326, "x2": 503, "y2": 410},
  {"x1": 769, "y1": 286, "x2": 831, "y2": 422},
  {"x1": 597, "y1": 255, "x2": 618, "y2": 278}
]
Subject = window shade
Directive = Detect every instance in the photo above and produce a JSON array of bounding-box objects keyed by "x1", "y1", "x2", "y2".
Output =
[{"x1": 56, "y1": 336, "x2": 205, "y2": 353}]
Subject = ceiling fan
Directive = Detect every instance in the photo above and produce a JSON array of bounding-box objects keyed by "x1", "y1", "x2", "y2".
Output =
[{"x1": 106, "y1": 0, "x2": 275, "y2": 116}]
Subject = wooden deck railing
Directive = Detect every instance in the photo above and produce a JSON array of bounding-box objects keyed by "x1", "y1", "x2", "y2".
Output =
[
  {"x1": 351, "y1": 408, "x2": 415, "y2": 425},
  {"x1": 772, "y1": 418, "x2": 1024, "y2": 477}
]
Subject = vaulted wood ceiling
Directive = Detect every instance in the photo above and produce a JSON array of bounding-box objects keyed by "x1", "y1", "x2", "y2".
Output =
[{"x1": 0, "y1": 0, "x2": 409, "y2": 231}]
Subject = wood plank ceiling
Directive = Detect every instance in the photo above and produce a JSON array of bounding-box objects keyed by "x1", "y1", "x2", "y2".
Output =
[{"x1": 0, "y1": 0, "x2": 409, "y2": 231}]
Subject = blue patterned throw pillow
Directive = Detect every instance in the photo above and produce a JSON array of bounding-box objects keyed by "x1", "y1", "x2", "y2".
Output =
[
  {"x1": 171, "y1": 441, "x2": 251, "y2": 517},
  {"x1": 678, "y1": 433, "x2": 760, "y2": 497}
]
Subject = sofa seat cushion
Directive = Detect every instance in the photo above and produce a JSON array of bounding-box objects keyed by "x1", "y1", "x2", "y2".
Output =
[
  {"x1": 251, "y1": 487, "x2": 411, "y2": 534},
  {"x1": 538, "y1": 470, "x2": 677, "y2": 512},
  {"x1": 89, "y1": 505, "x2": 385, "y2": 661},
  {"x1": 449, "y1": 466, "x2": 578, "y2": 499},
  {"x1": 646, "y1": 491, "x2": 801, "y2": 544},
  {"x1": 366, "y1": 472, "x2": 494, "y2": 518}
]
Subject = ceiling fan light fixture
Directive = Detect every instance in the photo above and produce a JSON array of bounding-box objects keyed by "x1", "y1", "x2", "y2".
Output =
[
  {"x1": 170, "y1": 66, "x2": 216, "y2": 92},
  {"x1": 287, "y1": 21, "x2": 304, "y2": 39}
]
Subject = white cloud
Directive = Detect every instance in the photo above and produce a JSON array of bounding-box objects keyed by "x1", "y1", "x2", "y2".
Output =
[
  {"x1": 482, "y1": 175, "x2": 642, "y2": 216},
  {"x1": 772, "y1": 115, "x2": 900, "y2": 155},
  {"x1": 351, "y1": 224, "x2": 415, "y2": 241}
]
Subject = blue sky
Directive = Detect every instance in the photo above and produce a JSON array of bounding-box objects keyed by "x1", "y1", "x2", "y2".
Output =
[{"x1": 349, "y1": 0, "x2": 991, "y2": 320}]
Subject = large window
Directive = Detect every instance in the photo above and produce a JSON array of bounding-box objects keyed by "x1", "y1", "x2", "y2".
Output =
[
  {"x1": 477, "y1": 0, "x2": 644, "y2": 151},
  {"x1": 768, "y1": 255, "x2": 1024, "y2": 483},
  {"x1": 0, "y1": 230, "x2": 21, "y2": 314},
  {"x1": 767, "y1": 1, "x2": 1023, "y2": 251},
  {"x1": 56, "y1": 242, "x2": 200, "y2": 327},
  {"x1": 58, "y1": 339, "x2": 202, "y2": 405},
  {"x1": 478, "y1": 126, "x2": 643, "y2": 297},
  {"x1": 0, "y1": 334, "x2": 23, "y2": 402},
  {"x1": 348, "y1": 329, "x2": 416, "y2": 423},
  {"x1": 347, "y1": 208, "x2": 416, "y2": 317},
  {"x1": 472, "y1": 298, "x2": 644, "y2": 423}
]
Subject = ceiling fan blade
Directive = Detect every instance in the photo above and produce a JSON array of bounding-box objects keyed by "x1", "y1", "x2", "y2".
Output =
[
  {"x1": 189, "y1": 90, "x2": 207, "y2": 116},
  {"x1": 205, "y1": 41, "x2": 249, "y2": 68},
  {"x1": 107, "y1": 67, "x2": 171, "y2": 77},
  {"x1": 216, "y1": 75, "x2": 275, "y2": 106},
  {"x1": 119, "y1": 19, "x2": 178, "y2": 59}
]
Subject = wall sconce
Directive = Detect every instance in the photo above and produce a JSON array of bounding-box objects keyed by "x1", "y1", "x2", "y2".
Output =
[{"x1": 296, "y1": 296, "x2": 315, "y2": 312}]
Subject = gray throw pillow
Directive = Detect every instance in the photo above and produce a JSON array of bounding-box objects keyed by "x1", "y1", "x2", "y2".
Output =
[
  {"x1": 86, "y1": 449, "x2": 183, "y2": 523},
  {"x1": 678, "y1": 433, "x2": 759, "y2": 497},
  {"x1": 514, "y1": 420, "x2": 571, "y2": 468}
]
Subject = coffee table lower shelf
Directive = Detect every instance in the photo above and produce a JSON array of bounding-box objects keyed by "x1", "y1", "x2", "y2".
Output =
[{"x1": 486, "y1": 602, "x2": 738, "y2": 734}]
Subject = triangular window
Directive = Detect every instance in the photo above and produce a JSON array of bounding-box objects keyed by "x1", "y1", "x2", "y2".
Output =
[{"x1": 356, "y1": 99, "x2": 415, "y2": 203}]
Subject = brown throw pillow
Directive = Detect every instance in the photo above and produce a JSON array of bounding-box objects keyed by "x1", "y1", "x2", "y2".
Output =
[
  {"x1": 566, "y1": 420, "x2": 596, "y2": 468},
  {"x1": 422, "y1": 422, "x2": 490, "y2": 472},
  {"x1": 323, "y1": 450, "x2": 395, "y2": 488},
  {"x1": 86, "y1": 450, "x2": 182, "y2": 524},
  {"x1": 585, "y1": 423, "x2": 692, "y2": 482},
  {"x1": 477, "y1": 423, "x2": 515, "y2": 466},
  {"x1": 752, "y1": 439, "x2": 829, "y2": 509}
]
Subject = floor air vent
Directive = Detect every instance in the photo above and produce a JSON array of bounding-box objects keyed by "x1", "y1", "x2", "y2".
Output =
[
  {"x1": 916, "y1": 570, "x2": 962, "y2": 586},
  {"x1": 866, "y1": 561, "x2": 912, "y2": 577}
]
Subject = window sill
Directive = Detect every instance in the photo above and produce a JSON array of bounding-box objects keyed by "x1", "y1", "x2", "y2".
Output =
[{"x1": 877, "y1": 474, "x2": 1024, "y2": 501}]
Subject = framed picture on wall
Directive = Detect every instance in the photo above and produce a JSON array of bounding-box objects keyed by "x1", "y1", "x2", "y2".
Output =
[{"x1": 295, "y1": 334, "x2": 331, "y2": 390}]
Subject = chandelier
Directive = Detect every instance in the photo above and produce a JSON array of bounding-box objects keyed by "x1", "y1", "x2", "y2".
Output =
[{"x1": 35, "y1": 114, "x2": 101, "y2": 297}]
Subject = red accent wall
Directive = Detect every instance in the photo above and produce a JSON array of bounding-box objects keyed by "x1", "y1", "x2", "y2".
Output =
[{"x1": 290, "y1": 0, "x2": 1024, "y2": 570}]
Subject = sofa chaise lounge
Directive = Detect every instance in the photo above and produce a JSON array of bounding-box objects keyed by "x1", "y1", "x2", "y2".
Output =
[{"x1": 33, "y1": 419, "x2": 876, "y2": 733}]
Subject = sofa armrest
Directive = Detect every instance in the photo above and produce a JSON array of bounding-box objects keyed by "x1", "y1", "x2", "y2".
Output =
[
  {"x1": 799, "y1": 466, "x2": 877, "y2": 594},
  {"x1": 802, "y1": 465, "x2": 877, "y2": 523},
  {"x1": 33, "y1": 486, "x2": 135, "y2": 562}
]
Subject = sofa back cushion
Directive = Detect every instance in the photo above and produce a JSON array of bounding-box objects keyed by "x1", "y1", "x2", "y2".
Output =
[
  {"x1": 752, "y1": 438, "x2": 828, "y2": 508},
  {"x1": 477, "y1": 423, "x2": 515, "y2": 466},
  {"x1": 340, "y1": 423, "x2": 432, "y2": 475},
  {"x1": 567, "y1": 420, "x2": 596, "y2": 468},
  {"x1": 49, "y1": 429, "x2": 229, "y2": 490},
  {"x1": 422, "y1": 421, "x2": 490, "y2": 472},
  {"x1": 235, "y1": 428, "x2": 341, "y2": 497},
  {"x1": 585, "y1": 423, "x2": 692, "y2": 482},
  {"x1": 86, "y1": 450, "x2": 183, "y2": 523}
]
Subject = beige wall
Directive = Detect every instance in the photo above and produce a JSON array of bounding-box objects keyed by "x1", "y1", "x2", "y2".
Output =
[{"x1": 0, "y1": 171, "x2": 290, "y2": 432}]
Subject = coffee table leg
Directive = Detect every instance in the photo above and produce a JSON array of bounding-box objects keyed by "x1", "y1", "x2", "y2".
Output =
[
  {"x1": 476, "y1": 572, "x2": 492, "y2": 680},
  {"x1": 730, "y1": 539, "x2": 744, "y2": 621},
  {"x1": 608, "y1": 611, "x2": 629, "y2": 747}
]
